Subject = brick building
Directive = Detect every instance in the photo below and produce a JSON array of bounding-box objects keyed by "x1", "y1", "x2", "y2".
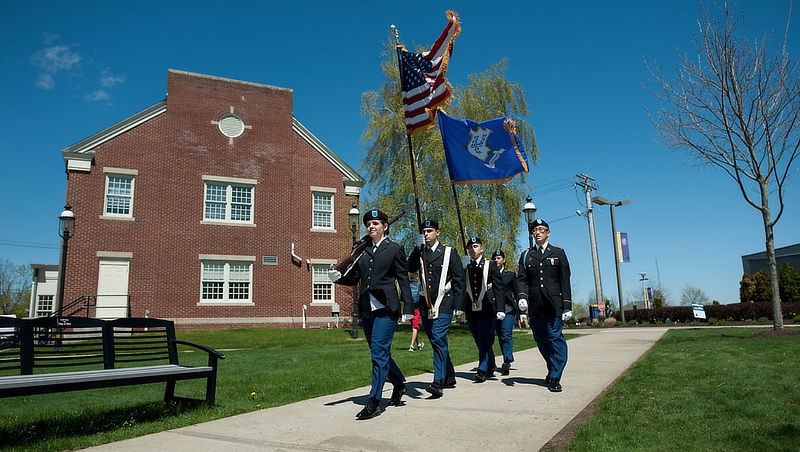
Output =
[{"x1": 49, "y1": 69, "x2": 364, "y2": 327}]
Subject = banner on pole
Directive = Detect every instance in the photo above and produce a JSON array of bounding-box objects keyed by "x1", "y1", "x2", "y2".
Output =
[
  {"x1": 616, "y1": 231, "x2": 630, "y2": 263},
  {"x1": 438, "y1": 112, "x2": 529, "y2": 184}
]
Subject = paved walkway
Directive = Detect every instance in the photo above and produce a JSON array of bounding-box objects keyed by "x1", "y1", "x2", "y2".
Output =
[{"x1": 83, "y1": 327, "x2": 667, "y2": 452}]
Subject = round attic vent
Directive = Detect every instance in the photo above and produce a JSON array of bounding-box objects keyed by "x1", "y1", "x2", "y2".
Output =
[{"x1": 217, "y1": 114, "x2": 246, "y2": 138}]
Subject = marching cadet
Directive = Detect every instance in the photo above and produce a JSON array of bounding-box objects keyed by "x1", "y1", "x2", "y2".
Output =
[
  {"x1": 408, "y1": 219, "x2": 465, "y2": 397},
  {"x1": 329, "y1": 209, "x2": 414, "y2": 419},
  {"x1": 492, "y1": 248, "x2": 521, "y2": 375},
  {"x1": 463, "y1": 236, "x2": 504, "y2": 382},
  {"x1": 516, "y1": 219, "x2": 573, "y2": 392}
]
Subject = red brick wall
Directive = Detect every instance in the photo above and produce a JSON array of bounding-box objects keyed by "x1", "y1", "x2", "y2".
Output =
[{"x1": 63, "y1": 70, "x2": 359, "y2": 326}]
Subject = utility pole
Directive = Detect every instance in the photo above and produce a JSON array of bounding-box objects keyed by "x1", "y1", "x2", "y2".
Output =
[{"x1": 576, "y1": 174, "x2": 603, "y2": 317}]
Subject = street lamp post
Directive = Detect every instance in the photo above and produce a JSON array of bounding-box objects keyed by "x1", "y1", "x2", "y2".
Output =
[
  {"x1": 522, "y1": 196, "x2": 537, "y2": 249},
  {"x1": 347, "y1": 204, "x2": 360, "y2": 339},
  {"x1": 639, "y1": 272, "x2": 649, "y2": 309},
  {"x1": 56, "y1": 205, "x2": 75, "y2": 317},
  {"x1": 591, "y1": 197, "x2": 630, "y2": 323}
]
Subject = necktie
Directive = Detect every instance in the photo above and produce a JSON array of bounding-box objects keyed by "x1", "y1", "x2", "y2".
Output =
[{"x1": 372, "y1": 245, "x2": 378, "y2": 253}]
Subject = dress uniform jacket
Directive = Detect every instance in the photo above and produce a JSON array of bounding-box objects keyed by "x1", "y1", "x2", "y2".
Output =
[
  {"x1": 498, "y1": 267, "x2": 521, "y2": 314},
  {"x1": 517, "y1": 245, "x2": 572, "y2": 315},
  {"x1": 408, "y1": 243, "x2": 465, "y2": 315},
  {"x1": 465, "y1": 257, "x2": 504, "y2": 320},
  {"x1": 338, "y1": 239, "x2": 414, "y2": 319}
]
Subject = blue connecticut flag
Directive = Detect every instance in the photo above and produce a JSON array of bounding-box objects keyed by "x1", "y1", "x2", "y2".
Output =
[{"x1": 438, "y1": 112, "x2": 529, "y2": 184}]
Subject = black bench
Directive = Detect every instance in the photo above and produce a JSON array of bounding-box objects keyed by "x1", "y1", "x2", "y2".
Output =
[{"x1": 0, "y1": 316, "x2": 225, "y2": 405}]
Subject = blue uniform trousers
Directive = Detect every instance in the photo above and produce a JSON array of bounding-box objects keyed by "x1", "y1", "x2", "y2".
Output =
[
  {"x1": 422, "y1": 313, "x2": 455, "y2": 384},
  {"x1": 362, "y1": 309, "x2": 405, "y2": 401},
  {"x1": 468, "y1": 316, "x2": 496, "y2": 374},
  {"x1": 495, "y1": 313, "x2": 516, "y2": 364},
  {"x1": 531, "y1": 314, "x2": 568, "y2": 380}
]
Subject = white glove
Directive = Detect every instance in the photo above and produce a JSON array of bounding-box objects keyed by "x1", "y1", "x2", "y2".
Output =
[
  {"x1": 328, "y1": 269, "x2": 342, "y2": 282},
  {"x1": 415, "y1": 234, "x2": 425, "y2": 248},
  {"x1": 401, "y1": 314, "x2": 412, "y2": 322},
  {"x1": 561, "y1": 310, "x2": 573, "y2": 322},
  {"x1": 453, "y1": 310, "x2": 464, "y2": 317},
  {"x1": 517, "y1": 298, "x2": 528, "y2": 312},
  {"x1": 496, "y1": 312, "x2": 506, "y2": 321}
]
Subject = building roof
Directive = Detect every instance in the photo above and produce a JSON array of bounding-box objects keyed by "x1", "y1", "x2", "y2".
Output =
[{"x1": 60, "y1": 71, "x2": 364, "y2": 189}]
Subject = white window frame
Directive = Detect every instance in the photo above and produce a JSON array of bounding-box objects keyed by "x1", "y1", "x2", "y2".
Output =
[
  {"x1": 310, "y1": 259, "x2": 336, "y2": 305},
  {"x1": 102, "y1": 168, "x2": 138, "y2": 219},
  {"x1": 36, "y1": 295, "x2": 54, "y2": 317},
  {"x1": 202, "y1": 175, "x2": 257, "y2": 226},
  {"x1": 198, "y1": 254, "x2": 256, "y2": 305},
  {"x1": 310, "y1": 187, "x2": 336, "y2": 232}
]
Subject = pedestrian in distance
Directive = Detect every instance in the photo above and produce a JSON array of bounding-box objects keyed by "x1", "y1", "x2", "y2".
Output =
[
  {"x1": 328, "y1": 209, "x2": 414, "y2": 419},
  {"x1": 407, "y1": 273, "x2": 424, "y2": 352},
  {"x1": 463, "y1": 236, "x2": 503, "y2": 382},
  {"x1": 516, "y1": 219, "x2": 573, "y2": 392},
  {"x1": 407, "y1": 219, "x2": 466, "y2": 397},
  {"x1": 492, "y1": 248, "x2": 521, "y2": 375}
]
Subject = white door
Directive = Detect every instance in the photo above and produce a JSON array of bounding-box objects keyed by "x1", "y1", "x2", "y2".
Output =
[{"x1": 96, "y1": 259, "x2": 130, "y2": 319}]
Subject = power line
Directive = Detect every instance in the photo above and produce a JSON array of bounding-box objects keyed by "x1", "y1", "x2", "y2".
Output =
[{"x1": 0, "y1": 240, "x2": 59, "y2": 250}]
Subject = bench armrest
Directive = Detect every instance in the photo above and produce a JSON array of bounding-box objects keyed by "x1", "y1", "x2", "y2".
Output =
[{"x1": 173, "y1": 340, "x2": 226, "y2": 367}]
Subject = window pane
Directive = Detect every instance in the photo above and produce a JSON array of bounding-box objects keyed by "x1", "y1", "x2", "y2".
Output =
[
  {"x1": 201, "y1": 261, "x2": 251, "y2": 302},
  {"x1": 312, "y1": 264, "x2": 333, "y2": 302},
  {"x1": 204, "y1": 183, "x2": 252, "y2": 222},
  {"x1": 202, "y1": 282, "x2": 224, "y2": 299},
  {"x1": 106, "y1": 175, "x2": 133, "y2": 215},
  {"x1": 312, "y1": 193, "x2": 332, "y2": 228}
]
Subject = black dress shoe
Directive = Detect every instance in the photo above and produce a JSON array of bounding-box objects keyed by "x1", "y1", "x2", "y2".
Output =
[
  {"x1": 548, "y1": 379, "x2": 562, "y2": 393},
  {"x1": 425, "y1": 381, "x2": 444, "y2": 397},
  {"x1": 356, "y1": 398, "x2": 382, "y2": 420},
  {"x1": 544, "y1": 374, "x2": 551, "y2": 384},
  {"x1": 473, "y1": 371, "x2": 486, "y2": 383},
  {"x1": 389, "y1": 383, "x2": 406, "y2": 406},
  {"x1": 444, "y1": 376, "x2": 457, "y2": 388},
  {"x1": 501, "y1": 362, "x2": 511, "y2": 375}
]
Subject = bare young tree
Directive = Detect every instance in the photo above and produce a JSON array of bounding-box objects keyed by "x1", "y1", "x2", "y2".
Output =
[
  {"x1": 680, "y1": 285, "x2": 711, "y2": 306},
  {"x1": 648, "y1": 3, "x2": 799, "y2": 330}
]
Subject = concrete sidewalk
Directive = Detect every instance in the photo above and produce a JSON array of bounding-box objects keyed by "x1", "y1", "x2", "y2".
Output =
[{"x1": 83, "y1": 327, "x2": 667, "y2": 452}]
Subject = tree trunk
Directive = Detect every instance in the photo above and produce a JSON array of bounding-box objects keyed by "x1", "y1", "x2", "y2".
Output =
[{"x1": 760, "y1": 182, "x2": 784, "y2": 330}]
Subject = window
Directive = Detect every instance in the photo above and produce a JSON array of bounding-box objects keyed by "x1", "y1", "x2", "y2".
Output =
[
  {"x1": 312, "y1": 263, "x2": 334, "y2": 303},
  {"x1": 203, "y1": 180, "x2": 254, "y2": 224},
  {"x1": 200, "y1": 260, "x2": 253, "y2": 303},
  {"x1": 104, "y1": 173, "x2": 135, "y2": 217},
  {"x1": 312, "y1": 191, "x2": 333, "y2": 229},
  {"x1": 36, "y1": 295, "x2": 54, "y2": 317}
]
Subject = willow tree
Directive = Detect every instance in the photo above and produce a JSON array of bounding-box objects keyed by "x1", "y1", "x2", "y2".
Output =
[
  {"x1": 648, "y1": 3, "x2": 799, "y2": 330},
  {"x1": 360, "y1": 41, "x2": 538, "y2": 264}
]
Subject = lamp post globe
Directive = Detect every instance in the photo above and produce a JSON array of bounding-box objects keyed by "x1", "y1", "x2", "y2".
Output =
[{"x1": 522, "y1": 196, "x2": 536, "y2": 249}]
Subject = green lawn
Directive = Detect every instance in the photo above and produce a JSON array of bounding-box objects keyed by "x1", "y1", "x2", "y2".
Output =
[{"x1": 568, "y1": 327, "x2": 800, "y2": 451}]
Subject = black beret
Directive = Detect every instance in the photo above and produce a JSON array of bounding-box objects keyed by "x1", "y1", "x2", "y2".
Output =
[
  {"x1": 529, "y1": 219, "x2": 549, "y2": 231},
  {"x1": 419, "y1": 219, "x2": 439, "y2": 231},
  {"x1": 492, "y1": 249, "x2": 505, "y2": 258},
  {"x1": 363, "y1": 209, "x2": 389, "y2": 225},
  {"x1": 466, "y1": 236, "x2": 482, "y2": 246}
]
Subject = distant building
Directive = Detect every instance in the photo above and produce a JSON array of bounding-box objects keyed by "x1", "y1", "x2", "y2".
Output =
[
  {"x1": 29, "y1": 264, "x2": 58, "y2": 318},
  {"x1": 39, "y1": 70, "x2": 365, "y2": 327},
  {"x1": 741, "y1": 243, "x2": 800, "y2": 275}
]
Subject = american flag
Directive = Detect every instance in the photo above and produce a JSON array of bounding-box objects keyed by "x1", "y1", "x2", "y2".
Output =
[{"x1": 399, "y1": 11, "x2": 460, "y2": 134}]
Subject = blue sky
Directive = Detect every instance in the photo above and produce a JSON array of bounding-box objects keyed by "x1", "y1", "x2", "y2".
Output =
[{"x1": 1, "y1": 1, "x2": 797, "y2": 307}]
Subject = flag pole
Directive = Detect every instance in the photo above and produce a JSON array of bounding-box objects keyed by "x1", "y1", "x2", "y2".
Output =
[
  {"x1": 392, "y1": 24, "x2": 436, "y2": 316},
  {"x1": 450, "y1": 184, "x2": 468, "y2": 254}
]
